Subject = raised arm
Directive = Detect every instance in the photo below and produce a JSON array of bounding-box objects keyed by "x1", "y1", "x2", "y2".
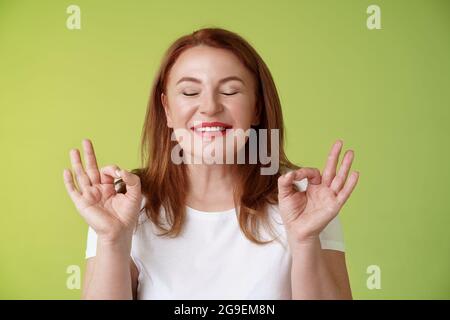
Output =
[
  {"x1": 278, "y1": 139, "x2": 359, "y2": 299},
  {"x1": 63, "y1": 139, "x2": 143, "y2": 299}
]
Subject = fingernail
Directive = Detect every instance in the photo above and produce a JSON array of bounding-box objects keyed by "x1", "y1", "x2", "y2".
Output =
[{"x1": 115, "y1": 169, "x2": 121, "y2": 178}]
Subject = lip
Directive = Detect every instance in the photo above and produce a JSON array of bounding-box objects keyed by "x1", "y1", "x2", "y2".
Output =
[
  {"x1": 190, "y1": 121, "x2": 233, "y2": 130},
  {"x1": 190, "y1": 121, "x2": 233, "y2": 138}
]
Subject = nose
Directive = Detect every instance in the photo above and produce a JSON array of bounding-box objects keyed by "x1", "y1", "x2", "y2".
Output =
[{"x1": 198, "y1": 90, "x2": 223, "y2": 116}]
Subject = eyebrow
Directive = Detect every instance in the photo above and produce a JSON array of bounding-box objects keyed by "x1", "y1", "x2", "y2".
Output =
[{"x1": 176, "y1": 76, "x2": 245, "y2": 86}]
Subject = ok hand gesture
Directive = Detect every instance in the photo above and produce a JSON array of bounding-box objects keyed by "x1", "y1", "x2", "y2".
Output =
[
  {"x1": 63, "y1": 139, "x2": 143, "y2": 243},
  {"x1": 278, "y1": 140, "x2": 359, "y2": 248}
]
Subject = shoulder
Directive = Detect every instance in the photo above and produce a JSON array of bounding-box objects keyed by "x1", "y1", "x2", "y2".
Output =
[{"x1": 133, "y1": 196, "x2": 169, "y2": 227}]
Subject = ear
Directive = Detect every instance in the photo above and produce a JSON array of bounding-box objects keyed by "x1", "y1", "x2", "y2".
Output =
[{"x1": 161, "y1": 92, "x2": 173, "y2": 128}]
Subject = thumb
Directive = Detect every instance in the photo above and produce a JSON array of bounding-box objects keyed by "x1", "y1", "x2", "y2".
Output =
[
  {"x1": 278, "y1": 171, "x2": 296, "y2": 199},
  {"x1": 116, "y1": 169, "x2": 142, "y2": 201}
]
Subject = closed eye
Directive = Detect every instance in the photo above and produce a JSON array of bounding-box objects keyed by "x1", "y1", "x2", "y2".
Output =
[
  {"x1": 182, "y1": 92, "x2": 238, "y2": 96},
  {"x1": 183, "y1": 92, "x2": 199, "y2": 96}
]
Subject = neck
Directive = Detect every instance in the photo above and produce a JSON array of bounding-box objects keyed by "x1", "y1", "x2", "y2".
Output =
[{"x1": 185, "y1": 163, "x2": 238, "y2": 211}]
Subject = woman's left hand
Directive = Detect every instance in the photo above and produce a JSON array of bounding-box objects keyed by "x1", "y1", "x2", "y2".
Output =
[{"x1": 277, "y1": 140, "x2": 359, "y2": 248}]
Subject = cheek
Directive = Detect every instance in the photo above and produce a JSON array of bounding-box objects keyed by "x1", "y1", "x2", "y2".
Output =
[
  {"x1": 227, "y1": 96, "x2": 256, "y2": 128},
  {"x1": 169, "y1": 97, "x2": 197, "y2": 126}
]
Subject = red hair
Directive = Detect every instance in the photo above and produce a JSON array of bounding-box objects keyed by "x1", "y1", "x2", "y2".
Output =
[{"x1": 123, "y1": 27, "x2": 299, "y2": 244}]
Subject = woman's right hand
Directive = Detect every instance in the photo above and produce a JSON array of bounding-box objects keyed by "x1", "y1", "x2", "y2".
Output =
[{"x1": 63, "y1": 139, "x2": 143, "y2": 243}]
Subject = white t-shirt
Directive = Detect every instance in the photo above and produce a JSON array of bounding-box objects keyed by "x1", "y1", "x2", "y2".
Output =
[{"x1": 85, "y1": 180, "x2": 345, "y2": 300}]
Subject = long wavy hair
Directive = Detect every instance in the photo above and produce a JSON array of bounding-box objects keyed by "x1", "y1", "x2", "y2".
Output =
[{"x1": 120, "y1": 27, "x2": 299, "y2": 244}]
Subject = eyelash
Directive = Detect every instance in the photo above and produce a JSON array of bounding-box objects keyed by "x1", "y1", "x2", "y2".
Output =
[{"x1": 182, "y1": 92, "x2": 238, "y2": 96}]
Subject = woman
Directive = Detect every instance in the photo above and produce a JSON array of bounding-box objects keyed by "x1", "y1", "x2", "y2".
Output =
[{"x1": 63, "y1": 27, "x2": 359, "y2": 300}]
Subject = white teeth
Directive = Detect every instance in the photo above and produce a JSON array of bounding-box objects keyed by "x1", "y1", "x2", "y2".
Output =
[{"x1": 195, "y1": 126, "x2": 226, "y2": 132}]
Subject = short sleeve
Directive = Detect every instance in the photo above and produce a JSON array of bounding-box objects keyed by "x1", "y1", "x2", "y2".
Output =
[
  {"x1": 319, "y1": 215, "x2": 345, "y2": 252},
  {"x1": 85, "y1": 226, "x2": 98, "y2": 259}
]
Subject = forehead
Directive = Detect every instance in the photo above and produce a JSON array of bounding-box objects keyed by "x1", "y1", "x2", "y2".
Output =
[{"x1": 167, "y1": 45, "x2": 253, "y2": 84}]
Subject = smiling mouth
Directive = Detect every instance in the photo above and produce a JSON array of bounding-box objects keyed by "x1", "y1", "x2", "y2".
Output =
[{"x1": 190, "y1": 122, "x2": 233, "y2": 137}]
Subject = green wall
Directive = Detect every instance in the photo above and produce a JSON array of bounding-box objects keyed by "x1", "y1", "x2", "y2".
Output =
[{"x1": 0, "y1": 0, "x2": 449, "y2": 299}]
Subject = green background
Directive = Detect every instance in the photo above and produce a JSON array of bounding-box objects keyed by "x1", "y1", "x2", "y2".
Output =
[{"x1": 1, "y1": 0, "x2": 449, "y2": 299}]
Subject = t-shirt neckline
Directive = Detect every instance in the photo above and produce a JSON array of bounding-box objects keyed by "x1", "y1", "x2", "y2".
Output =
[{"x1": 186, "y1": 205, "x2": 237, "y2": 216}]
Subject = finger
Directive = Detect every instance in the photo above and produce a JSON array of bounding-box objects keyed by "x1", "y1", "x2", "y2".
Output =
[
  {"x1": 337, "y1": 171, "x2": 359, "y2": 208},
  {"x1": 63, "y1": 169, "x2": 83, "y2": 203},
  {"x1": 100, "y1": 165, "x2": 121, "y2": 184},
  {"x1": 82, "y1": 139, "x2": 101, "y2": 185},
  {"x1": 117, "y1": 169, "x2": 142, "y2": 201},
  {"x1": 322, "y1": 140, "x2": 343, "y2": 187},
  {"x1": 70, "y1": 148, "x2": 91, "y2": 192},
  {"x1": 330, "y1": 149, "x2": 354, "y2": 193},
  {"x1": 278, "y1": 171, "x2": 296, "y2": 198},
  {"x1": 293, "y1": 167, "x2": 321, "y2": 185}
]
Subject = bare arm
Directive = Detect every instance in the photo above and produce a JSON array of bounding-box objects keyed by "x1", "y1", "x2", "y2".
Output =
[
  {"x1": 63, "y1": 139, "x2": 143, "y2": 300},
  {"x1": 82, "y1": 239, "x2": 139, "y2": 300},
  {"x1": 278, "y1": 140, "x2": 359, "y2": 300},
  {"x1": 291, "y1": 239, "x2": 352, "y2": 300}
]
